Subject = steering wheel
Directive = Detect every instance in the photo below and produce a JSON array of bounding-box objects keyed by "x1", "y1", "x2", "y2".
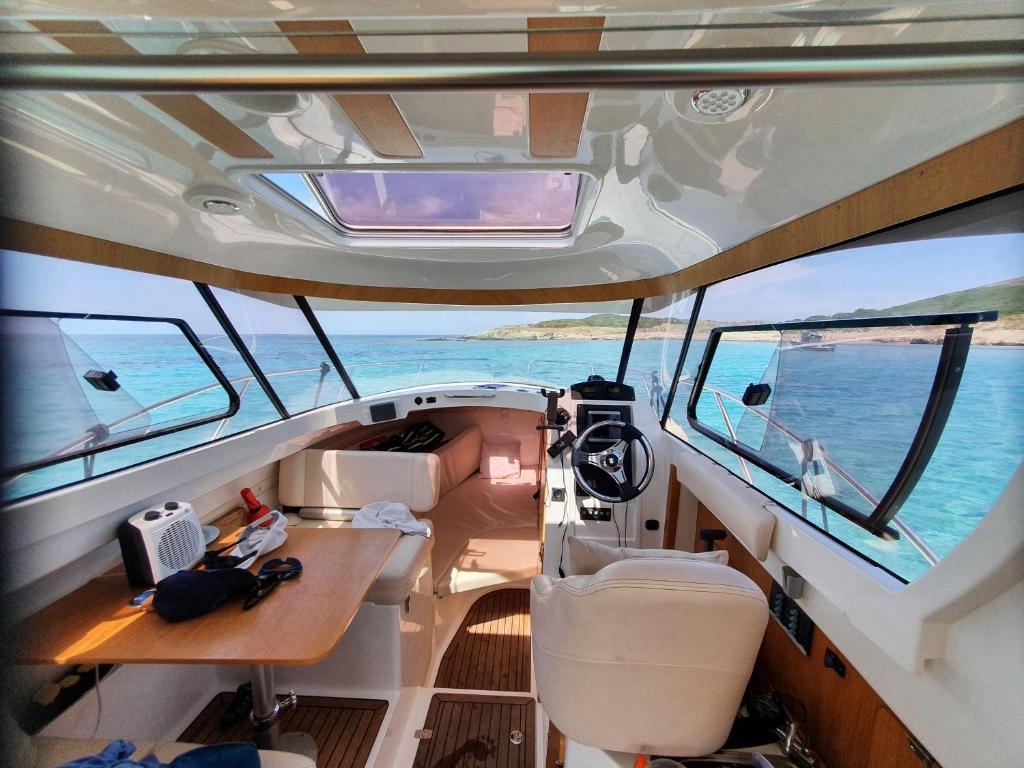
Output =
[{"x1": 571, "y1": 420, "x2": 655, "y2": 503}]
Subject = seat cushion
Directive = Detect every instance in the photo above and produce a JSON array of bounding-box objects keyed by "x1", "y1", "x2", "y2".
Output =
[
  {"x1": 567, "y1": 536, "x2": 728, "y2": 576},
  {"x1": 531, "y1": 558, "x2": 768, "y2": 756},
  {"x1": 434, "y1": 425, "x2": 482, "y2": 496},
  {"x1": 480, "y1": 439, "x2": 522, "y2": 480},
  {"x1": 279, "y1": 449, "x2": 440, "y2": 513},
  {"x1": 428, "y1": 471, "x2": 540, "y2": 596}
]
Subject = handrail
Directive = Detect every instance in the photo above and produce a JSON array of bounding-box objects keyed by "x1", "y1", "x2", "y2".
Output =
[
  {"x1": 2, "y1": 42, "x2": 1020, "y2": 92},
  {"x1": 654, "y1": 370, "x2": 940, "y2": 565}
]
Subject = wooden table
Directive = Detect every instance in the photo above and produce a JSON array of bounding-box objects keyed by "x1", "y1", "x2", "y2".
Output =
[{"x1": 10, "y1": 524, "x2": 400, "y2": 755}]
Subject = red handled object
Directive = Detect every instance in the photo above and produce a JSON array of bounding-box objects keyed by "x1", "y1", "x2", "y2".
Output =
[{"x1": 240, "y1": 488, "x2": 273, "y2": 527}]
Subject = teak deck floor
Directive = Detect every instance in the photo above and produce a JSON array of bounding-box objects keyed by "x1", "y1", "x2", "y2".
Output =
[
  {"x1": 435, "y1": 589, "x2": 531, "y2": 692},
  {"x1": 413, "y1": 693, "x2": 535, "y2": 768},
  {"x1": 179, "y1": 692, "x2": 387, "y2": 768}
]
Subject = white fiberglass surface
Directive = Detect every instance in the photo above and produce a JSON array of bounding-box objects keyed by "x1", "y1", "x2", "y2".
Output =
[{"x1": 1, "y1": 8, "x2": 1021, "y2": 291}]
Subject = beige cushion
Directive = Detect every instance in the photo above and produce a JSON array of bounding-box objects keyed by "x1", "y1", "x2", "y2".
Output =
[
  {"x1": 480, "y1": 439, "x2": 522, "y2": 480},
  {"x1": 428, "y1": 472, "x2": 540, "y2": 596},
  {"x1": 32, "y1": 738, "x2": 315, "y2": 768},
  {"x1": 531, "y1": 558, "x2": 768, "y2": 756},
  {"x1": 279, "y1": 449, "x2": 440, "y2": 513},
  {"x1": 434, "y1": 425, "x2": 482, "y2": 496},
  {"x1": 568, "y1": 536, "x2": 728, "y2": 576}
]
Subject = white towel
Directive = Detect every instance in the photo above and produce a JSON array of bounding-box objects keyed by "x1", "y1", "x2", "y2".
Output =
[
  {"x1": 352, "y1": 501, "x2": 431, "y2": 537},
  {"x1": 230, "y1": 510, "x2": 288, "y2": 567}
]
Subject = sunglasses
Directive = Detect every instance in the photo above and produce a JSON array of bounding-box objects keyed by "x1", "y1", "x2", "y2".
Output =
[{"x1": 243, "y1": 557, "x2": 303, "y2": 610}]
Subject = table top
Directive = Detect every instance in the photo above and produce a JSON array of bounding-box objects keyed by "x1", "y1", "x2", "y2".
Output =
[{"x1": 9, "y1": 523, "x2": 399, "y2": 667}]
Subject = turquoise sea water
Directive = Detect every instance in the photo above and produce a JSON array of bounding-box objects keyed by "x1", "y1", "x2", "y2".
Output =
[{"x1": 6, "y1": 333, "x2": 1022, "y2": 582}]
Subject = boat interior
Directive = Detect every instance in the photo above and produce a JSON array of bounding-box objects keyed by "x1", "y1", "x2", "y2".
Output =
[{"x1": 0, "y1": 3, "x2": 1022, "y2": 768}]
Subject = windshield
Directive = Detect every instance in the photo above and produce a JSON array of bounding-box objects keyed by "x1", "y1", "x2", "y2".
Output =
[{"x1": 309, "y1": 301, "x2": 635, "y2": 394}]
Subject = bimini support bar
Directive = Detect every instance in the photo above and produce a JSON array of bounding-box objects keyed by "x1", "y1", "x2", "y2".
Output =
[{"x1": 0, "y1": 41, "x2": 1021, "y2": 92}]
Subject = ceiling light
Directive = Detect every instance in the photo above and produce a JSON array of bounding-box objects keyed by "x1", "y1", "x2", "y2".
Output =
[
  {"x1": 202, "y1": 199, "x2": 241, "y2": 215},
  {"x1": 184, "y1": 182, "x2": 253, "y2": 216},
  {"x1": 691, "y1": 89, "x2": 749, "y2": 116}
]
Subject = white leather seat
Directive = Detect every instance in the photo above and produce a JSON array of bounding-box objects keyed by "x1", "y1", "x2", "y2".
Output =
[{"x1": 531, "y1": 558, "x2": 768, "y2": 757}]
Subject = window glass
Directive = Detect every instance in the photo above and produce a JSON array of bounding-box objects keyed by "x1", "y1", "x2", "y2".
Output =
[
  {"x1": 310, "y1": 301, "x2": 633, "y2": 396},
  {"x1": 3, "y1": 313, "x2": 234, "y2": 477},
  {"x1": 663, "y1": 194, "x2": 1023, "y2": 581},
  {"x1": 0, "y1": 252, "x2": 280, "y2": 501},
  {"x1": 625, "y1": 293, "x2": 696, "y2": 413},
  {"x1": 299, "y1": 171, "x2": 580, "y2": 232},
  {"x1": 209, "y1": 289, "x2": 353, "y2": 414}
]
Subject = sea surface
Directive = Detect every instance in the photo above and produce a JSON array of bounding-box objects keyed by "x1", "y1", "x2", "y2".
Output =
[{"x1": 7, "y1": 333, "x2": 1022, "y2": 582}]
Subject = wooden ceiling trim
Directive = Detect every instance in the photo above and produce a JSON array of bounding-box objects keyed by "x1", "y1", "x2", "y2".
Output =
[
  {"x1": 3, "y1": 119, "x2": 1020, "y2": 306},
  {"x1": 527, "y1": 17, "x2": 604, "y2": 158},
  {"x1": 29, "y1": 20, "x2": 273, "y2": 159},
  {"x1": 276, "y1": 20, "x2": 423, "y2": 158}
]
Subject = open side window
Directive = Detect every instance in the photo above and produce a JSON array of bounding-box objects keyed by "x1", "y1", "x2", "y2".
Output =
[
  {"x1": 2, "y1": 310, "x2": 239, "y2": 478},
  {"x1": 686, "y1": 311, "x2": 996, "y2": 538}
]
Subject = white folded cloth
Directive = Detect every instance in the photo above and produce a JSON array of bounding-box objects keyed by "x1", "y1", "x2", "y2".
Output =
[
  {"x1": 352, "y1": 501, "x2": 431, "y2": 537},
  {"x1": 230, "y1": 510, "x2": 288, "y2": 566}
]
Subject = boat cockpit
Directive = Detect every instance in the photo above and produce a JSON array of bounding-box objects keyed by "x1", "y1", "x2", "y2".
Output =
[{"x1": 0, "y1": 4, "x2": 1022, "y2": 768}]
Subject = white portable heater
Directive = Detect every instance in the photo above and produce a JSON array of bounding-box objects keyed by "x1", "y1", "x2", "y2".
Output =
[{"x1": 117, "y1": 501, "x2": 205, "y2": 586}]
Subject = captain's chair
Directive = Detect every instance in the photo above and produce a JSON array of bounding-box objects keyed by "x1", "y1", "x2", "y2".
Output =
[{"x1": 531, "y1": 558, "x2": 769, "y2": 757}]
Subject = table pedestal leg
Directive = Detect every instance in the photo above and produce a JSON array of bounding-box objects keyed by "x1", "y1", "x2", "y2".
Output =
[{"x1": 249, "y1": 664, "x2": 318, "y2": 761}]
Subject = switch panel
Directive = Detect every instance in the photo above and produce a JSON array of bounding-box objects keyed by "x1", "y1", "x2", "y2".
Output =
[
  {"x1": 769, "y1": 580, "x2": 814, "y2": 655},
  {"x1": 579, "y1": 507, "x2": 612, "y2": 522}
]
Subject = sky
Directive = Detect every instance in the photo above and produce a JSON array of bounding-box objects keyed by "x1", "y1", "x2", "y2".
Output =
[{"x1": 1, "y1": 232, "x2": 1021, "y2": 335}]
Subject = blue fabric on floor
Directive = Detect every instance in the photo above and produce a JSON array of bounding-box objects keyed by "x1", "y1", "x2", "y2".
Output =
[{"x1": 57, "y1": 740, "x2": 259, "y2": 768}]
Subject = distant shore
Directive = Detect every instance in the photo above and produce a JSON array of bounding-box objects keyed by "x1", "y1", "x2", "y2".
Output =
[{"x1": 469, "y1": 316, "x2": 1024, "y2": 346}]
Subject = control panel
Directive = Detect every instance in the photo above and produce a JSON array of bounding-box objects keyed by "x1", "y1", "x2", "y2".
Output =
[
  {"x1": 575, "y1": 403, "x2": 633, "y2": 499},
  {"x1": 769, "y1": 580, "x2": 815, "y2": 655}
]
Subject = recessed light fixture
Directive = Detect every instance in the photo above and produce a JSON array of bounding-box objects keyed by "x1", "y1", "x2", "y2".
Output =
[
  {"x1": 202, "y1": 199, "x2": 242, "y2": 215},
  {"x1": 691, "y1": 88, "x2": 749, "y2": 116},
  {"x1": 184, "y1": 182, "x2": 253, "y2": 216}
]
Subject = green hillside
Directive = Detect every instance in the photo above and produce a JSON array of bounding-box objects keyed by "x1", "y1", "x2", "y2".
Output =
[
  {"x1": 533, "y1": 313, "x2": 686, "y2": 329},
  {"x1": 805, "y1": 277, "x2": 1024, "y2": 321}
]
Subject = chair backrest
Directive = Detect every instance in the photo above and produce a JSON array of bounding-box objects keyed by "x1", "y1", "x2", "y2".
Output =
[
  {"x1": 278, "y1": 449, "x2": 441, "y2": 513},
  {"x1": 531, "y1": 557, "x2": 768, "y2": 757}
]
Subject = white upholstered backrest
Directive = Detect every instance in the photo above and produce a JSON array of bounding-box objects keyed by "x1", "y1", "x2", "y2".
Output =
[
  {"x1": 531, "y1": 558, "x2": 768, "y2": 756},
  {"x1": 278, "y1": 449, "x2": 441, "y2": 513}
]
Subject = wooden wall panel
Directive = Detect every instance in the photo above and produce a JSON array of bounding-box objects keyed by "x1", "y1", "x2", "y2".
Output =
[
  {"x1": 527, "y1": 17, "x2": 604, "y2": 158},
  {"x1": 663, "y1": 463, "x2": 681, "y2": 549},
  {"x1": 693, "y1": 503, "x2": 939, "y2": 768},
  {"x1": 277, "y1": 20, "x2": 423, "y2": 158},
  {"x1": 29, "y1": 20, "x2": 273, "y2": 159}
]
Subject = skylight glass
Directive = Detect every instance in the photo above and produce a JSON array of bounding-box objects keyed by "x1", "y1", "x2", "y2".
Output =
[{"x1": 306, "y1": 171, "x2": 580, "y2": 234}]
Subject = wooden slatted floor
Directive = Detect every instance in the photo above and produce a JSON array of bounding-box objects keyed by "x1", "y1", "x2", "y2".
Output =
[
  {"x1": 435, "y1": 589, "x2": 531, "y2": 692},
  {"x1": 179, "y1": 692, "x2": 387, "y2": 768},
  {"x1": 413, "y1": 693, "x2": 535, "y2": 768}
]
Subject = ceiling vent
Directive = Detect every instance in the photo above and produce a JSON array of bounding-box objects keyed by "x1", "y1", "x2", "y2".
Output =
[{"x1": 691, "y1": 88, "x2": 749, "y2": 116}]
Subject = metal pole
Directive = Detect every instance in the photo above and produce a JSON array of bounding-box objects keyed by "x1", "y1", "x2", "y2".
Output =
[
  {"x1": 1, "y1": 42, "x2": 1020, "y2": 92},
  {"x1": 194, "y1": 283, "x2": 289, "y2": 420}
]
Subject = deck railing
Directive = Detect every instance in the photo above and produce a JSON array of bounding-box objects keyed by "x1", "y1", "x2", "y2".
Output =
[{"x1": 644, "y1": 370, "x2": 939, "y2": 565}]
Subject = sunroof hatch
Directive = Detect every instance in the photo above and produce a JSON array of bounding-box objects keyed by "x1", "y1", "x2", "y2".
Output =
[{"x1": 260, "y1": 170, "x2": 581, "y2": 238}]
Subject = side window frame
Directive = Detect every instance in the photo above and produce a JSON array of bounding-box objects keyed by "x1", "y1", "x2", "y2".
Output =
[
  {"x1": 1, "y1": 308, "x2": 240, "y2": 477},
  {"x1": 683, "y1": 312, "x2": 995, "y2": 538}
]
